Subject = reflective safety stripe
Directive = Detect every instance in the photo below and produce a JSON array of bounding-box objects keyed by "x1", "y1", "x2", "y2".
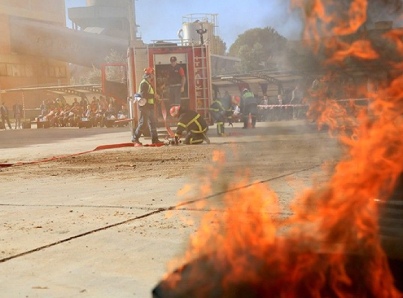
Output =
[
  {"x1": 176, "y1": 114, "x2": 206, "y2": 137},
  {"x1": 188, "y1": 114, "x2": 206, "y2": 133},
  {"x1": 215, "y1": 100, "x2": 224, "y2": 110},
  {"x1": 138, "y1": 79, "x2": 155, "y2": 104},
  {"x1": 210, "y1": 100, "x2": 224, "y2": 112},
  {"x1": 189, "y1": 137, "x2": 203, "y2": 144},
  {"x1": 175, "y1": 122, "x2": 186, "y2": 137}
]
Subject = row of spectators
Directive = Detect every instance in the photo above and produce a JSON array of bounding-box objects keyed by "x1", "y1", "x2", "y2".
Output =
[{"x1": 37, "y1": 95, "x2": 128, "y2": 128}]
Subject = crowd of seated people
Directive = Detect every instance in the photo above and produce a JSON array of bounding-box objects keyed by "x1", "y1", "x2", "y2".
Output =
[{"x1": 36, "y1": 96, "x2": 128, "y2": 128}]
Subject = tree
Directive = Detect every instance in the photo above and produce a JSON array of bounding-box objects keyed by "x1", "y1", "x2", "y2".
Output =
[
  {"x1": 210, "y1": 35, "x2": 227, "y2": 56},
  {"x1": 228, "y1": 27, "x2": 288, "y2": 72},
  {"x1": 237, "y1": 43, "x2": 265, "y2": 72}
]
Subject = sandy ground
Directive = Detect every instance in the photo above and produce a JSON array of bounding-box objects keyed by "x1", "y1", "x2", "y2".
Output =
[{"x1": 0, "y1": 120, "x2": 341, "y2": 297}]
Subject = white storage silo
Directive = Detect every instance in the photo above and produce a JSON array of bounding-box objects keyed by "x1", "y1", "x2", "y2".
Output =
[
  {"x1": 180, "y1": 14, "x2": 217, "y2": 46},
  {"x1": 86, "y1": 0, "x2": 128, "y2": 7}
]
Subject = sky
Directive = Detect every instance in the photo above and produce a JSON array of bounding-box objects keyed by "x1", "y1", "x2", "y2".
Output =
[{"x1": 65, "y1": 0, "x2": 303, "y2": 48}]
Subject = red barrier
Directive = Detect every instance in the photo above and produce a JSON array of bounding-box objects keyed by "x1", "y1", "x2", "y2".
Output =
[{"x1": 257, "y1": 104, "x2": 306, "y2": 109}]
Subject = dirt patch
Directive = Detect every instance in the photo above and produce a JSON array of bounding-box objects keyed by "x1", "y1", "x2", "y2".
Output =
[{"x1": 2, "y1": 136, "x2": 341, "y2": 182}]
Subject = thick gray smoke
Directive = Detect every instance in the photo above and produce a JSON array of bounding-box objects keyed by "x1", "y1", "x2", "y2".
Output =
[{"x1": 366, "y1": 0, "x2": 403, "y2": 26}]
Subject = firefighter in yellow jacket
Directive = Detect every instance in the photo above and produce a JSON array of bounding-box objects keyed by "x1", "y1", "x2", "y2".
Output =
[
  {"x1": 169, "y1": 105, "x2": 210, "y2": 145},
  {"x1": 132, "y1": 67, "x2": 163, "y2": 146}
]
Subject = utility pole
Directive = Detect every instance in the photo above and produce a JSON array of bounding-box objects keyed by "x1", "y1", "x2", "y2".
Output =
[{"x1": 127, "y1": 0, "x2": 137, "y2": 139}]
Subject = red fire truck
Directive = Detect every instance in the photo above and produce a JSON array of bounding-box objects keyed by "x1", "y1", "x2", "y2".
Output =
[
  {"x1": 125, "y1": 41, "x2": 213, "y2": 137},
  {"x1": 101, "y1": 40, "x2": 213, "y2": 139}
]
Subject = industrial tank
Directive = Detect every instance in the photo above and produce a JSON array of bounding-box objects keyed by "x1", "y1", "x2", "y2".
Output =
[
  {"x1": 180, "y1": 14, "x2": 217, "y2": 45},
  {"x1": 86, "y1": 0, "x2": 128, "y2": 7}
]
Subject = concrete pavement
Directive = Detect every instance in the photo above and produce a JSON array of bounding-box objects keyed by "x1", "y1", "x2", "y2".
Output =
[{"x1": 0, "y1": 120, "x2": 339, "y2": 297}]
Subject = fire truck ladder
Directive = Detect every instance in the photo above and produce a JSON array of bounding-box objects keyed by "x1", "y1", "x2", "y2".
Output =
[{"x1": 192, "y1": 44, "x2": 212, "y2": 121}]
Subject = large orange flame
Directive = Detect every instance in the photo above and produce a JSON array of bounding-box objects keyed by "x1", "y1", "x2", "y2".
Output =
[{"x1": 156, "y1": 0, "x2": 403, "y2": 296}]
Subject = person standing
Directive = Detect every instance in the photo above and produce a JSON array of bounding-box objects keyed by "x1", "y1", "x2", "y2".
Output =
[
  {"x1": 277, "y1": 94, "x2": 285, "y2": 121},
  {"x1": 39, "y1": 100, "x2": 48, "y2": 116},
  {"x1": 258, "y1": 95, "x2": 269, "y2": 122},
  {"x1": 170, "y1": 105, "x2": 209, "y2": 145},
  {"x1": 132, "y1": 67, "x2": 164, "y2": 146},
  {"x1": 209, "y1": 97, "x2": 226, "y2": 136},
  {"x1": 168, "y1": 56, "x2": 186, "y2": 108},
  {"x1": 0, "y1": 102, "x2": 12, "y2": 129},
  {"x1": 240, "y1": 88, "x2": 258, "y2": 129},
  {"x1": 220, "y1": 90, "x2": 235, "y2": 126},
  {"x1": 13, "y1": 102, "x2": 23, "y2": 129},
  {"x1": 290, "y1": 85, "x2": 303, "y2": 119}
]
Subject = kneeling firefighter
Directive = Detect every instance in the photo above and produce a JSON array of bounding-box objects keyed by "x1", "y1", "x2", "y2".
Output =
[
  {"x1": 169, "y1": 105, "x2": 210, "y2": 145},
  {"x1": 209, "y1": 98, "x2": 226, "y2": 136}
]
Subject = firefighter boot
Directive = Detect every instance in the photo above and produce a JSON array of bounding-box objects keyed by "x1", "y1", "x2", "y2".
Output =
[
  {"x1": 252, "y1": 115, "x2": 257, "y2": 128},
  {"x1": 202, "y1": 133, "x2": 211, "y2": 144},
  {"x1": 152, "y1": 138, "x2": 165, "y2": 146},
  {"x1": 243, "y1": 115, "x2": 248, "y2": 129},
  {"x1": 216, "y1": 122, "x2": 224, "y2": 136}
]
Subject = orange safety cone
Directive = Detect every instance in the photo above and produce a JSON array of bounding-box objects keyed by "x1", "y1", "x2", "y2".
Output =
[{"x1": 247, "y1": 113, "x2": 252, "y2": 128}]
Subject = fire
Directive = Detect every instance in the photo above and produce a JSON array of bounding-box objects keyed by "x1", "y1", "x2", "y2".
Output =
[
  {"x1": 329, "y1": 40, "x2": 379, "y2": 62},
  {"x1": 385, "y1": 29, "x2": 403, "y2": 70},
  {"x1": 154, "y1": 0, "x2": 403, "y2": 296}
]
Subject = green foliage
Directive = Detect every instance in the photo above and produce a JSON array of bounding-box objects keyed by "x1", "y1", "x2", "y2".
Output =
[
  {"x1": 228, "y1": 27, "x2": 287, "y2": 72},
  {"x1": 211, "y1": 35, "x2": 227, "y2": 56},
  {"x1": 237, "y1": 43, "x2": 264, "y2": 72},
  {"x1": 85, "y1": 66, "x2": 102, "y2": 84}
]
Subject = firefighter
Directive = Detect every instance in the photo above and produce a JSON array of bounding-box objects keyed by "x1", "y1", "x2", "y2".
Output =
[
  {"x1": 169, "y1": 105, "x2": 210, "y2": 145},
  {"x1": 240, "y1": 88, "x2": 258, "y2": 129},
  {"x1": 209, "y1": 97, "x2": 226, "y2": 136},
  {"x1": 221, "y1": 90, "x2": 235, "y2": 126},
  {"x1": 168, "y1": 56, "x2": 186, "y2": 108},
  {"x1": 132, "y1": 67, "x2": 164, "y2": 146}
]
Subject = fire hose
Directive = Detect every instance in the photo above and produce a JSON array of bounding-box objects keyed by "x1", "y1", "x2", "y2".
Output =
[
  {"x1": 160, "y1": 100, "x2": 175, "y2": 138},
  {"x1": 0, "y1": 141, "x2": 164, "y2": 168}
]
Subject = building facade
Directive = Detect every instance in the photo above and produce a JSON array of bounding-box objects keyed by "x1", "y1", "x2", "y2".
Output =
[{"x1": 0, "y1": 0, "x2": 69, "y2": 106}]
